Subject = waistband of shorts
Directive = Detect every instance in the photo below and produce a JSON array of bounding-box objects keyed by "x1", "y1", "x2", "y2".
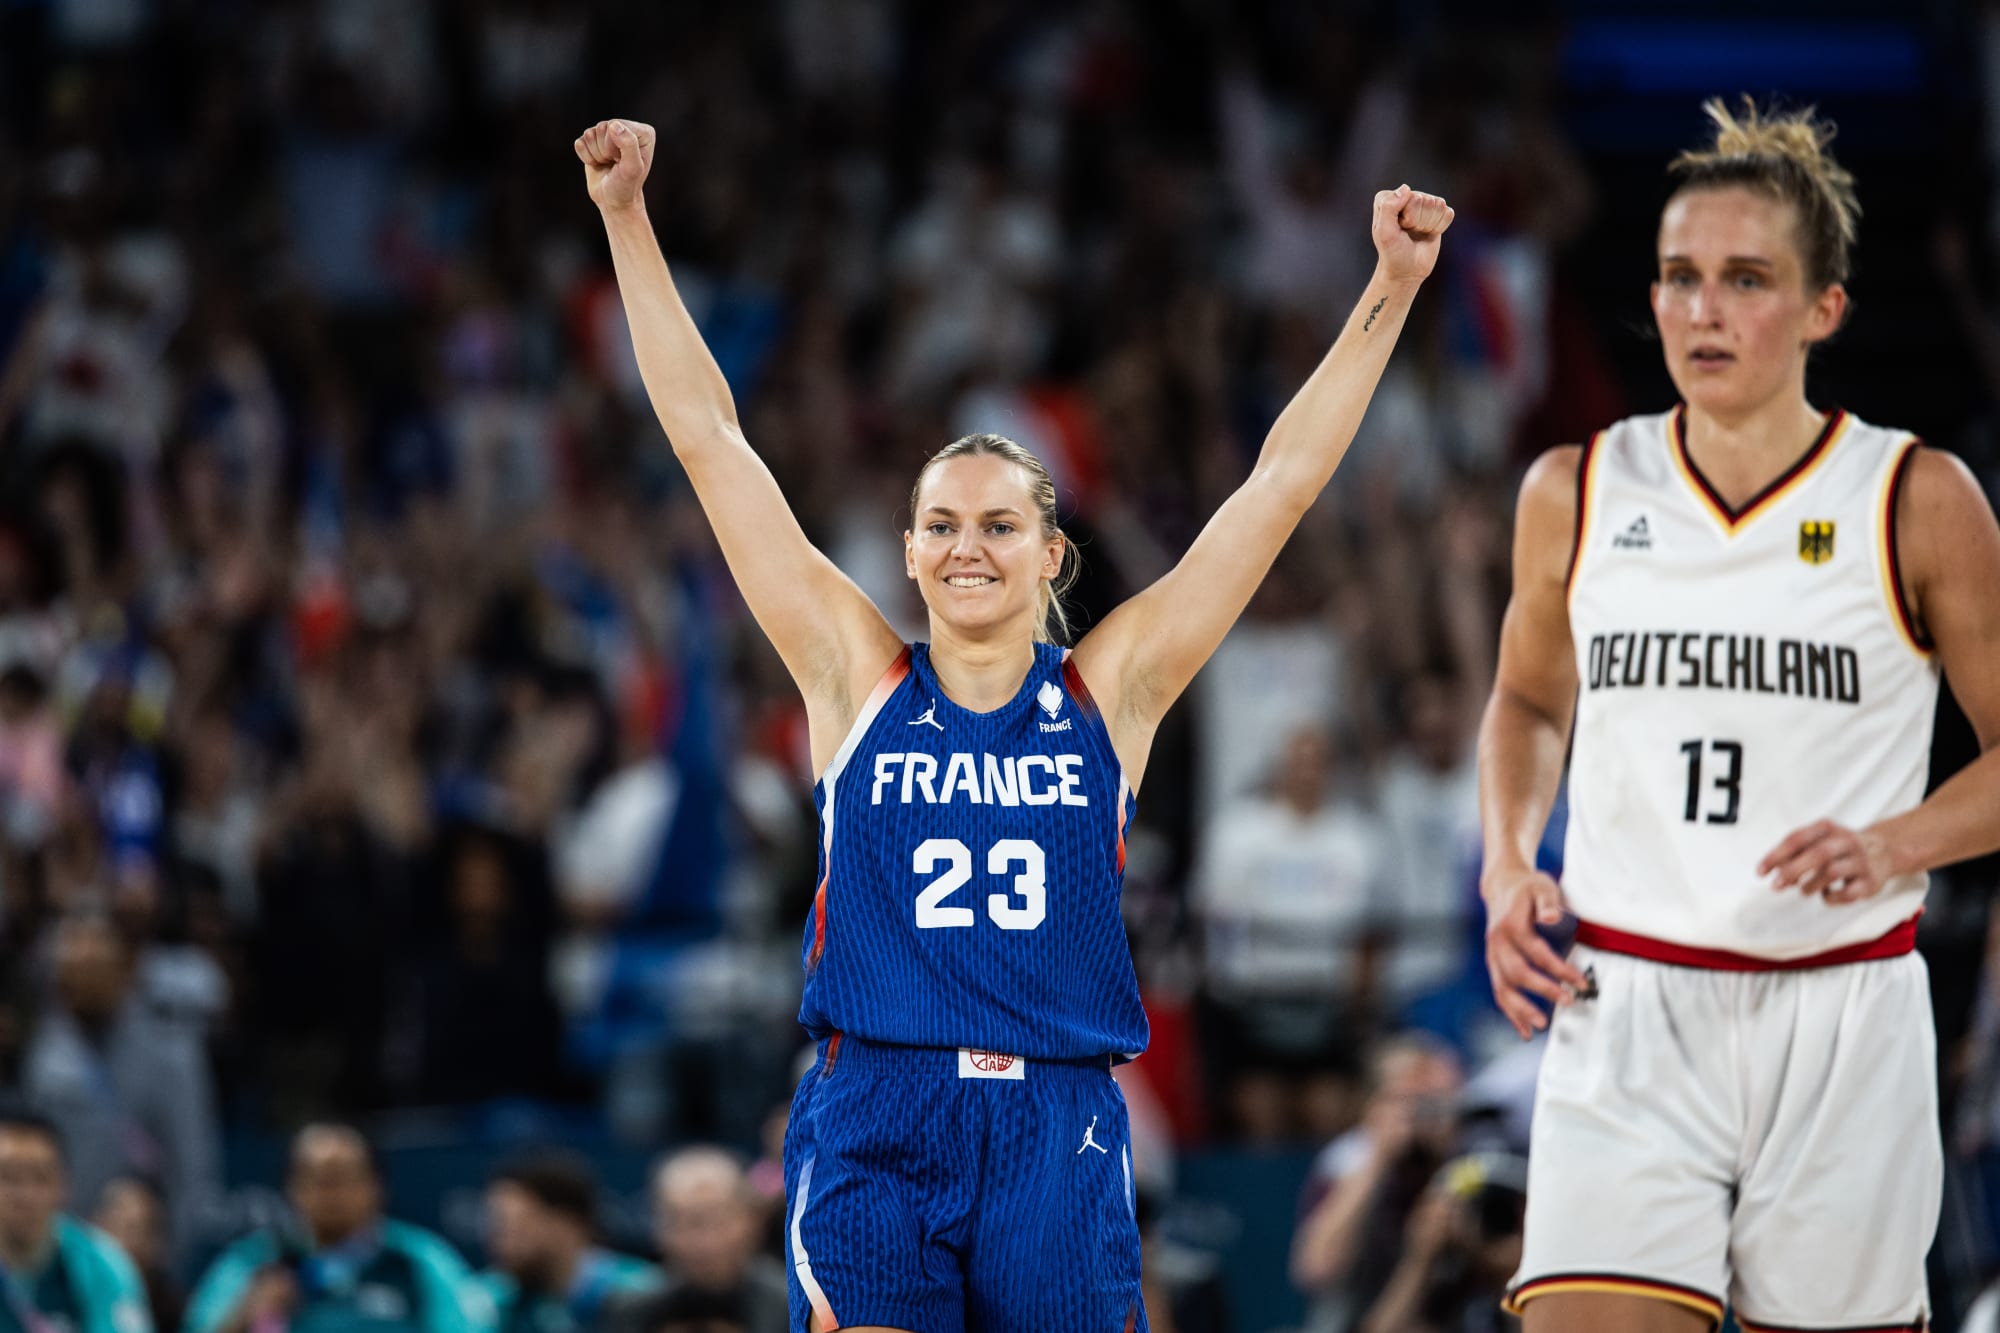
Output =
[
  {"x1": 814, "y1": 1031, "x2": 1114, "y2": 1079},
  {"x1": 1573, "y1": 913, "x2": 1920, "y2": 972}
]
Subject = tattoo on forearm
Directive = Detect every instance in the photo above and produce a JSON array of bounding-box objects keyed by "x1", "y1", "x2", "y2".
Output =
[{"x1": 1363, "y1": 298, "x2": 1386, "y2": 331}]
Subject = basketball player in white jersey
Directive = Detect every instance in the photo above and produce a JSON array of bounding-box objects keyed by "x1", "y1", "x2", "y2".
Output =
[{"x1": 1478, "y1": 99, "x2": 2000, "y2": 1332}]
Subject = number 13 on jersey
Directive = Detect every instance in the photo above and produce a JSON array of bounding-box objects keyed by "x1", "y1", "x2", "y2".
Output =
[
  {"x1": 914, "y1": 838, "x2": 1047, "y2": 930},
  {"x1": 1680, "y1": 738, "x2": 1742, "y2": 825}
]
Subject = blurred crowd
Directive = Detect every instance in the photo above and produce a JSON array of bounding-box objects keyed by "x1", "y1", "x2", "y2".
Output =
[{"x1": 0, "y1": 1, "x2": 1998, "y2": 1331}]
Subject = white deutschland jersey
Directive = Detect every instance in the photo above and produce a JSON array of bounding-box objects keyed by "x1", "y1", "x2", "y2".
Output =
[{"x1": 1562, "y1": 406, "x2": 1939, "y2": 960}]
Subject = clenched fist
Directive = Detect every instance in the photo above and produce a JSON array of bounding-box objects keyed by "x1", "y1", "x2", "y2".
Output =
[
  {"x1": 575, "y1": 119, "x2": 656, "y2": 213},
  {"x1": 1372, "y1": 184, "x2": 1454, "y2": 286}
]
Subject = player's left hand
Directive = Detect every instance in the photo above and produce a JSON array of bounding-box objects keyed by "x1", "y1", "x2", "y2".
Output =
[
  {"x1": 1372, "y1": 185, "x2": 1454, "y2": 286},
  {"x1": 1758, "y1": 819, "x2": 1896, "y2": 904}
]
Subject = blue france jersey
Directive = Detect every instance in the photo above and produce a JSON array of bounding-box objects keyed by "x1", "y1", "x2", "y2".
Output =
[{"x1": 797, "y1": 642, "x2": 1148, "y2": 1059}]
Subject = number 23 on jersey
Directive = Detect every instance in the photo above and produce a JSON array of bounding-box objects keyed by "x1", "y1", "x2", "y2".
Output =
[{"x1": 914, "y1": 838, "x2": 1047, "y2": 931}]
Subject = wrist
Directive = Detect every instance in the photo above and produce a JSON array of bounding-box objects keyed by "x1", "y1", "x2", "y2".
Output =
[
  {"x1": 1864, "y1": 817, "x2": 1924, "y2": 880},
  {"x1": 1479, "y1": 850, "x2": 1535, "y2": 898},
  {"x1": 1368, "y1": 264, "x2": 1426, "y2": 298},
  {"x1": 598, "y1": 198, "x2": 650, "y2": 226}
]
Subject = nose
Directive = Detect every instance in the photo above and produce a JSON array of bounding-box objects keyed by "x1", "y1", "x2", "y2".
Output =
[
  {"x1": 950, "y1": 526, "x2": 981, "y2": 560},
  {"x1": 1689, "y1": 281, "x2": 1724, "y2": 328}
]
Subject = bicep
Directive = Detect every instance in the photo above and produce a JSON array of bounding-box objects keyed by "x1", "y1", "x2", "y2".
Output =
[
  {"x1": 1908, "y1": 450, "x2": 2000, "y2": 747},
  {"x1": 679, "y1": 426, "x2": 902, "y2": 706},
  {"x1": 1490, "y1": 447, "x2": 1583, "y2": 726}
]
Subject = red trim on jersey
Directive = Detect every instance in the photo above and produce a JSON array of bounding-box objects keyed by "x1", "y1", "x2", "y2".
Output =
[
  {"x1": 1884, "y1": 439, "x2": 1934, "y2": 652},
  {"x1": 1060, "y1": 653, "x2": 1100, "y2": 718},
  {"x1": 1574, "y1": 914, "x2": 1919, "y2": 972},
  {"x1": 823, "y1": 1031, "x2": 844, "y2": 1076},
  {"x1": 807, "y1": 875, "x2": 830, "y2": 970}
]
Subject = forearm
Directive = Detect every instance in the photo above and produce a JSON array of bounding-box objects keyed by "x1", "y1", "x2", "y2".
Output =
[
  {"x1": 1255, "y1": 270, "x2": 1418, "y2": 500},
  {"x1": 1478, "y1": 688, "x2": 1570, "y2": 882},
  {"x1": 1291, "y1": 1156, "x2": 1389, "y2": 1290},
  {"x1": 1873, "y1": 745, "x2": 2000, "y2": 878},
  {"x1": 597, "y1": 203, "x2": 741, "y2": 445}
]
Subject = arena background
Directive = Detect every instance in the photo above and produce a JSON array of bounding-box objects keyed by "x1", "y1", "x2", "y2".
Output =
[{"x1": 1, "y1": 1, "x2": 1998, "y2": 1330}]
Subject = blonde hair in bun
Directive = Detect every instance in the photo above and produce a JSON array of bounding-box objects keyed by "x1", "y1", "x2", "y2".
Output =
[{"x1": 1668, "y1": 96, "x2": 1861, "y2": 291}]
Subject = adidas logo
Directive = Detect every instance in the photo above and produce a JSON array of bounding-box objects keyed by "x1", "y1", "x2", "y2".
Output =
[{"x1": 1612, "y1": 515, "x2": 1653, "y2": 550}]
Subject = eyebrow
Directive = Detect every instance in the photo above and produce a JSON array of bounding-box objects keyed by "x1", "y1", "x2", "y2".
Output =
[
  {"x1": 922, "y1": 506, "x2": 1027, "y2": 519},
  {"x1": 1660, "y1": 254, "x2": 1776, "y2": 268}
]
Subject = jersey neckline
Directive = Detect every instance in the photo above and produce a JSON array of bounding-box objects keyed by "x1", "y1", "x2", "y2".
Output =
[
  {"x1": 1668, "y1": 402, "x2": 1850, "y2": 534},
  {"x1": 910, "y1": 640, "x2": 1056, "y2": 719}
]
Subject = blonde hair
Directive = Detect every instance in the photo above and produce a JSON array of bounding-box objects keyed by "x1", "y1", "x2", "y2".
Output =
[
  {"x1": 908, "y1": 433, "x2": 1078, "y2": 644},
  {"x1": 1668, "y1": 97, "x2": 1861, "y2": 291}
]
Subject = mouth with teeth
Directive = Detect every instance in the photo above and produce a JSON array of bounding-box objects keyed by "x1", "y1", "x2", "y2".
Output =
[{"x1": 944, "y1": 575, "x2": 996, "y2": 588}]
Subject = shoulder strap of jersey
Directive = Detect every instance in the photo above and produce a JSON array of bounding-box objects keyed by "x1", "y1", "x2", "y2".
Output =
[
  {"x1": 1877, "y1": 435, "x2": 1934, "y2": 658},
  {"x1": 822, "y1": 646, "x2": 914, "y2": 785}
]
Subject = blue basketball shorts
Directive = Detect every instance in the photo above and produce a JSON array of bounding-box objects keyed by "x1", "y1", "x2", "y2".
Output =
[{"x1": 782, "y1": 1034, "x2": 1148, "y2": 1333}]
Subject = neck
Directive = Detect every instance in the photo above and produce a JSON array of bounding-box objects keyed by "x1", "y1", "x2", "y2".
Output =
[
  {"x1": 924, "y1": 624, "x2": 1041, "y2": 712},
  {"x1": 0, "y1": 1225, "x2": 55, "y2": 1276},
  {"x1": 1681, "y1": 393, "x2": 1827, "y2": 484}
]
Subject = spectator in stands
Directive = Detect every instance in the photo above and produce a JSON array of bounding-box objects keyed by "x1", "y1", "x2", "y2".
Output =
[
  {"x1": 185, "y1": 1122, "x2": 493, "y2": 1333},
  {"x1": 89, "y1": 1173, "x2": 184, "y2": 1333},
  {"x1": 1356, "y1": 1152, "x2": 1527, "y2": 1333},
  {"x1": 1193, "y1": 724, "x2": 1387, "y2": 1143},
  {"x1": 18, "y1": 911, "x2": 220, "y2": 1261},
  {"x1": 1291, "y1": 1034, "x2": 1465, "y2": 1333},
  {"x1": 607, "y1": 1148, "x2": 784, "y2": 1333},
  {"x1": 477, "y1": 1150, "x2": 658, "y2": 1333},
  {"x1": 0, "y1": 1104, "x2": 151, "y2": 1333}
]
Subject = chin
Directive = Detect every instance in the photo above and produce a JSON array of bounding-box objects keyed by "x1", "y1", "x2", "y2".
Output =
[{"x1": 927, "y1": 600, "x2": 1027, "y2": 638}]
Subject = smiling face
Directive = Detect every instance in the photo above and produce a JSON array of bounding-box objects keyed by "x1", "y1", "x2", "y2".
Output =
[
  {"x1": 905, "y1": 453, "x2": 1064, "y2": 639},
  {"x1": 1652, "y1": 186, "x2": 1846, "y2": 422}
]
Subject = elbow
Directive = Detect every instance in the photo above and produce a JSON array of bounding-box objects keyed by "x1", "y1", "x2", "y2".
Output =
[
  {"x1": 664, "y1": 414, "x2": 744, "y2": 462},
  {"x1": 1245, "y1": 462, "x2": 1319, "y2": 523}
]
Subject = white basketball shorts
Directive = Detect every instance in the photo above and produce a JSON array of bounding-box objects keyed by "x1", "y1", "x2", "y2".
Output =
[{"x1": 1507, "y1": 942, "x2": 1940, "y2": 1330}]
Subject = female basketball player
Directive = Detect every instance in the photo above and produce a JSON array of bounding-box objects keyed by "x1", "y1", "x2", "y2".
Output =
[
  {"x1": 575, "y1": 118, "x2": 1450, "y2": 1333},
  {"x1": 1479, "y1": 99, "x2": 2000, "y2": 1332}
]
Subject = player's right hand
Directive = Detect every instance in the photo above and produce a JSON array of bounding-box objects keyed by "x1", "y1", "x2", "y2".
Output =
[
  {"x1": 575, "y1": 119, "x2": 655, "y2": 213},
  {"x1": 1481, "y1": 864, "x2": 1590, "y2": 1039}
]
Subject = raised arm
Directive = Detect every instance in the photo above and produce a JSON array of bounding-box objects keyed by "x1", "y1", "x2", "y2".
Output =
[
  {"x1": 1068, "y1": 186, "x2": 1450, "y2": 786},
  {"x1": 1476, "y1": 447, "x2": 1591, "y2": 1038},
  {"x1": 576, "y1": 120, "x2": 900, "y2": 772}
]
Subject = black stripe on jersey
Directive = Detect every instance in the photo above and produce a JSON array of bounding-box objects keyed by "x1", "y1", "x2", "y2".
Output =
[
  {"x1": 1563, "y1": 432, "x2": 1600, "y2": 594},
  {"x1": 1884, "y1": 440, "x2": 1934, "y2": 653},
  {"x1": 1672, "y1": 402, "x2": 1847, "y2": 525}
]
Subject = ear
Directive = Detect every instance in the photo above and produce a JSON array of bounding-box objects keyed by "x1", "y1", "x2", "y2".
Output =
[
  {"x1": 1043, "y1": 532, "x2": 1064, "y2": 581},
  {"x1": 904, "y1": 530, "x2": 916, "y2": 580},
  {"x1": 1803, "y1": 282, "x2": 1847, "y2": 345}
]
